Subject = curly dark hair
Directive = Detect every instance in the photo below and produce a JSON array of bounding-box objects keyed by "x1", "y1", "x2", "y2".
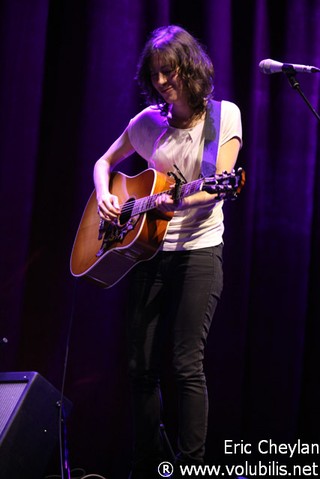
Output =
[{"x1": 136, "y1": 25, "x2": 215, "y2": 116}]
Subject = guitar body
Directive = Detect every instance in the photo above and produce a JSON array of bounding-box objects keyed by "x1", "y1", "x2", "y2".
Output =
[{"x1": 70, "y1": 169, "x2": 174, "y2": 288}]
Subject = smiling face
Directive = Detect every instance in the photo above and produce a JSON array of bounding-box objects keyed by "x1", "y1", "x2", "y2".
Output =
[{"x1": 149, "y1": 54, "x2": 187, "y2": 106}]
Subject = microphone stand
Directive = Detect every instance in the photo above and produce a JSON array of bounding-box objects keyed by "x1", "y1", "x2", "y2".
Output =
[{"x1": 284, "y1": 67, "x2": 320, "y2": 122}]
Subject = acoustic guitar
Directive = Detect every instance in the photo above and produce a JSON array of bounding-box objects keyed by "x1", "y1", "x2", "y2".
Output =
[{"x1": 70, "y1": 167, "x2": 245, "y2": 288}]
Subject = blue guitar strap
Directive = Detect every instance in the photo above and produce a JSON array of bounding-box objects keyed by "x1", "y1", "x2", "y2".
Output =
[{"x1": 201, "y1": 100, "x2": 221, "y2": 177}]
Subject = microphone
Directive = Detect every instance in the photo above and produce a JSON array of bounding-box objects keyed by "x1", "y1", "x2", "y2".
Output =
[{"x1": 259, "y1": 58, "x2": 320, "y2": 74}]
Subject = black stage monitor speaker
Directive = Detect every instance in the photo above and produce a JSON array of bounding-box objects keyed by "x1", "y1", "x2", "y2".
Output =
[{"x1": 0, "y1": 371, "x2": 72, "y2": 479}]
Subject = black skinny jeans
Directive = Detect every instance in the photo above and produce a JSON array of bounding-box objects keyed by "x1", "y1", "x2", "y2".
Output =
[{"x1": 127, "y1": 244, "x2": 223, "y2": 473}]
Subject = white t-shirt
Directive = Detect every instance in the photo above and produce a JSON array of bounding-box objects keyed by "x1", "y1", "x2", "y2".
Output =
[{"x1": 127, "y1": 100, "x2": 242, "y2": 251}]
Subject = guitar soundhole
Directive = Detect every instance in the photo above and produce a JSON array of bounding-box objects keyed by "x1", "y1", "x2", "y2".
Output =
[{"x1": 119, "y1": 197, "x2": 135, "y2": 225}]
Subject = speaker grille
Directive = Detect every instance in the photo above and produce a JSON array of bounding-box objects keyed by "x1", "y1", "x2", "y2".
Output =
[{"x1": 0, "y1": 382, "x2": 27, "y2": 434}]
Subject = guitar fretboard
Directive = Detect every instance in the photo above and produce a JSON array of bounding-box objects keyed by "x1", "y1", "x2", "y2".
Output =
[
  {"x1": 130, "y1": 178, "x2": 204, "y2": 216},
  {"x1": 118, "y1": 168, "x2": 242, "y2": 219}
]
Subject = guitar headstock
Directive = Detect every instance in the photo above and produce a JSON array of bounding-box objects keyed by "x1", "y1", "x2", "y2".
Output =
[{"x1": 203, "y1": 167, "x2": 246, "y2": 199}]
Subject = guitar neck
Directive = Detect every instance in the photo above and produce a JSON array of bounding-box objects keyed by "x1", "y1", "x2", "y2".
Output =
[
  {"x1": 130, "y1": 178, "x2": 203, "y2": 216},
  {"x1": 121, "y1": 168, "x2": 244, "y2": 218}
]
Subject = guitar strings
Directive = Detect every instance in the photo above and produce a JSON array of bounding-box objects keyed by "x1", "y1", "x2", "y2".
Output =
[
  {"x1": 117, "y1": 177, "x2": 204, "y2": 215},
  {"x1": 117, "y1": 187, "x2": 172, "y2": 214},
  {"x1": 115, "y1": 171, "x2": 237, "y2": 215}
]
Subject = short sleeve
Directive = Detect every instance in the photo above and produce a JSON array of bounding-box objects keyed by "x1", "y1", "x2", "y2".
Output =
[{"x1": 220, "y1": 100, "x2": 243, "y2": 148}]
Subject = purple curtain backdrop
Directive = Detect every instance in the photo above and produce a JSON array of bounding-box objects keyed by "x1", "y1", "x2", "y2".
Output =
[{"x1": 1, "y1": 1, "x2": 319, "y2": 477}]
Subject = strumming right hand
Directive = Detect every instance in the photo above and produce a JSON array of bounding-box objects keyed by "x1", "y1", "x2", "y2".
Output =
[{"x1": 97, "y1": 193, "x2": 120, "y2": 222}]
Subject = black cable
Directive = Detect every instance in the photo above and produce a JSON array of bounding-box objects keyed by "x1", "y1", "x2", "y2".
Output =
[{"x1": 58, "y1": 278, "x2": 79, "y2": 479}]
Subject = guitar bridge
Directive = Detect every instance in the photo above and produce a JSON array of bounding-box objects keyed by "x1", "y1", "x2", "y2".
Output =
[{"x1": 96, "y1": 217, "x2": 138, "y2": 257}]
